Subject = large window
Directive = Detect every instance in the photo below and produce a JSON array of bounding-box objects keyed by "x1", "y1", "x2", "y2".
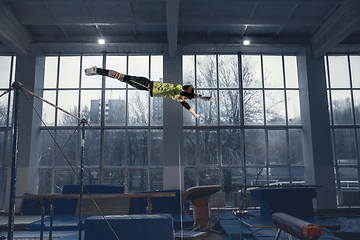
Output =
[
  {"x1": 39, "y1": 54, "x2": 163, "y2": 194},
  {"x1": 326, "y1": 54, "x2": 360, "y2": 207},
  {"x1": 183, "y1": 54, "x2": 303, "y2": 206},
  {"x1": 0, "y1": 55, "x2": 16, "y2": 210}
]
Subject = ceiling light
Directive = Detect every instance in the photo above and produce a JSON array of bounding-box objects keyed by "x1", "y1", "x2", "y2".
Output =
[
  {"x1": 98, "y1": 39, "x2": 105, "y2": 44},
  {"x1": 243, "y1": 40, "x2": 250, "y2": 45}
]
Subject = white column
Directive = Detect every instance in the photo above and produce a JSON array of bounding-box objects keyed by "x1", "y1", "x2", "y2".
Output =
[
  {"x1": 162, "y1": 45, "x2": 184, "y2": 191},
  {"x1": 5, "y1": 44, "x2": 45, "y2": 213},
  {"x1": 297, "y1": 46, "x2": 337, "y2": 210}
]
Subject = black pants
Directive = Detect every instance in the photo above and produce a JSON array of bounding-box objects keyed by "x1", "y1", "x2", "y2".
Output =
[
  {"x1": 97, "y1": 68, "x2": 151, "y2": 91},
  {"x1": 123, "y1": 75, "x2": 151, "y2": 91}
]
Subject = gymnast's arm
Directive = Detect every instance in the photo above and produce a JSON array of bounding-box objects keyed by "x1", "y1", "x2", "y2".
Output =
[
  {"x1": 180, "y1": 101, "x2": 198, "y2": 118},
  {"x1": 180, "y1": 91, "x2": 214, "y2": 101}
]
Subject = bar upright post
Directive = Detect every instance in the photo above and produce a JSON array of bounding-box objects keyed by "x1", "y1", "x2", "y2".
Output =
[
  {"x1": 7, "y1": 86, "x2": 20, "y2": 240},
  {"x1": 78, "y1": 122, "x2": 85, "y2": 240}
]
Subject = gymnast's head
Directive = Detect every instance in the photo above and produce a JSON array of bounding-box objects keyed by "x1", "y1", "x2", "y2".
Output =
[{"x1": 182, "y1": 85, "x2": 194, "y2": 94}]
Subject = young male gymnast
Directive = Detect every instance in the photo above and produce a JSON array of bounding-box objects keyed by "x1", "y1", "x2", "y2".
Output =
[{"x1": 85, "y1": 66, "x2": 214, "y2": 118}]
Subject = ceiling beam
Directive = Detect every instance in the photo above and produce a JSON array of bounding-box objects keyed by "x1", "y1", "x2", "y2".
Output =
[
  {"x1": 19, "y1": 16, "x2": 165, "y2": 25},
  {"x1": 19, "y1": 16, "x2": 323, "y2": 27},
  {"x1": 4, "y1": 0, "x2": 345, "y2": 2},
  {"x1": 206, "y1": 1, "x2": 218, "y2": 37},
  {"x1": 276, "y1": 3, "x2": 299, "y2": 36},
  {"x1": 127, "y1": 1, "x2": 138, "y2": 37},
  {"x1": 0, "y1": 1, "x2": 32, "y2": 56},
  {"x1": 311, "y1": 0, "x2": 360, "y2": 58},
  {"x1": 32, "y1": 33, "x2": 310, "y2": 45},
  {"x1": 166, "y1": 0, "x2": 179, "y2": 58},
  {"x1": 43, "y1": 1, "x2": 69, "y2": 38},
  {"x1": 85, "y1": 2, "x2": 104, "y2": 37}
]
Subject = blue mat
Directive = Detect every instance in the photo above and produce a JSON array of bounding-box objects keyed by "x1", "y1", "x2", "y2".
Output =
[
  {"x1": 129, "y1": 190, "x2": 181, "y2": 215},
  {"x1": 215, "y1": 211, "x2": 239, "y2": 220},
  {"x1": 173, "y1": 213, "x2": 193, "y2": 229},
  {"x1": 174, "y1": 231, "x2": 206, "y2": 238},
  {"x1": 28, "y1": 213, "x2": 190, "y2": 231},
  {"x1": 219, "y1": 220, "x2": 252, "y2": 240},
  {"x1": 28, "y1": 215, "x2": 92, "y2": 231},
  {"x1": 322, "y1": 217, "x2": 360, "y2": 240},
  {"x1": 0, "y1": 230, "x2": 83, "y2": 238},
  {"x1": 249, "y1": 227, "x2": 341, "y2": 240},
  {"x1": 57, "y1": 234, "x2": 84, "y2": 240},
  {"x1": 85, "y1": 214, "x2": 174, "y2": 240},
  {"x1": 20, "y1": 196, "x2": 75, "y2": 215},
  {"x1": 250, "y1": 188, "x2": 316, "y2": 218}
]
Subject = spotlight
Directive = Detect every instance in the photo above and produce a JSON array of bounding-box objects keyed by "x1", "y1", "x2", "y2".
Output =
[
  {"x1": 98, "y1": 39, "x2": 105, "y2": 44},
  {"x1": 243, "y1": 40, "x2": 250, "y2": 45}
]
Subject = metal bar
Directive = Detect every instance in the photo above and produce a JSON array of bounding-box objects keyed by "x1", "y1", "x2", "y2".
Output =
[
  {"x1": 7, "y1": 87, "x2": 20, "y2": 240},
  {"x1": 146, "y1": 197, "x2": 152, "y2": 214},
  {"x1": 17, "y1": 82, "x2": 86, "y2": 123},
  {"x1": 239, "y1": 218, "x2": 242, "y2": 240},
  {"x1": 275, "y1": 229, "x2": 281, "y2": 240},
  {"x1": 79, "y1": 122, "x2": 85, "y2": 240},
  {"x1": 40, "y1": 199, "x2": 45, "y2": 240},
  {"x1": 49, "y1": 199, "x2": 54, "y2": 240}
]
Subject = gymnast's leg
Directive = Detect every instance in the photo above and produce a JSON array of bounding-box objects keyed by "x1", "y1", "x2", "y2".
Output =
[
  {"x1": 85, "y1": 66, "x2": 151, "y2": 91},
  {"x1": 85, "y1": 66, "x2": 125, "y2": 81}
]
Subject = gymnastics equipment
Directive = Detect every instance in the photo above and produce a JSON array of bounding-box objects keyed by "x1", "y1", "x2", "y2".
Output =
[
  {"x1": 272, "y1": 212, "x2": 322, "y2": 240},
  {"x1": 183, "y1": 185, "x2": 221, "y2": 231},
  {"x1": 85, "y1": 214, "x2": 174, "y2": 240},
  {"x1": 6, "y1": 82, "x2": 176, "y2": 240},
  {"x1": 250, "y1": 187, "x2": 317, "y2": 217}
]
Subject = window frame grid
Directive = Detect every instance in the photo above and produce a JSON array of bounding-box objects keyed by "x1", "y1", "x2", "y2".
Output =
[
  {"x1": 183, "y1": 53, "x2": 304, "y2": 205},
  {"x1": 40, "y1": 54, "x2": 164, "y2": 193},
  {"x1": 326, "y1": 54, "x2": 360, "y2": 206}
]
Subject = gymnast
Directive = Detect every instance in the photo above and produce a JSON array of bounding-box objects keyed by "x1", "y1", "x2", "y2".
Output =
[{"x1": 85, "y1": 66, "x2": 214, "y2": 118}]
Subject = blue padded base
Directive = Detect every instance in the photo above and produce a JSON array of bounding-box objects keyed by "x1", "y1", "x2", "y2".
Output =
[
  {"x1": 0, "y1": 230, "x2": 83, "y2": 238},
  {"x1": 29, "y1": 215, "x2": 92, "y2": 231},
  {"x1": 174, "y1": 231, "x2": 206, "y2": 238},
  {"x1": 219, "y1": 220, "x2": 253, "y2": 240},
  {"x1": 215, "y1": 211, "x2": 239, "y2": 220},
  {"x1": 57, "y1": 234, "x2": 84, "y2": 240},
  {"x1": 28, "y1": 213, "x2": 191, "y2": 231},
  {"x1": 173, "y1": 213, "x2": 193, "y2": 229},
  {"x1": 85, "y1": 214, "x2": 174, "y2": 240},
  {"x1": 249, "y1": 227, "x2": 341, "y2": 240},
  {"x1": 20, "y1": 197, "x2": 76, "y2": 215}
]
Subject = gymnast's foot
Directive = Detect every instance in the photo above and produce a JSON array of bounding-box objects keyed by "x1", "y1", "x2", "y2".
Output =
[{"x1": 85, "y1": 66, "x2": 98, "y2": 76}]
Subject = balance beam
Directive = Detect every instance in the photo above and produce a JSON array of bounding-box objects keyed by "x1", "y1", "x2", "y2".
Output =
[{"x1": 272, "y1": 212, "x2": 322, "y2": 240}]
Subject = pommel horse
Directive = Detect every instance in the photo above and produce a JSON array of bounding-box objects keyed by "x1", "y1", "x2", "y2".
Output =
[{"x1": 272, "y1": 212, "x2": 322, "y2": 240}]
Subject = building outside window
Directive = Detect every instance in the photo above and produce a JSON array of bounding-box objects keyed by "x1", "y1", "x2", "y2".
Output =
[
  {"x1": 183, "y1": 54, "x2": 304, "y2": 207},
  {"x1": 326, "y1": 54, "x2": 360, "y2": 207}
]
